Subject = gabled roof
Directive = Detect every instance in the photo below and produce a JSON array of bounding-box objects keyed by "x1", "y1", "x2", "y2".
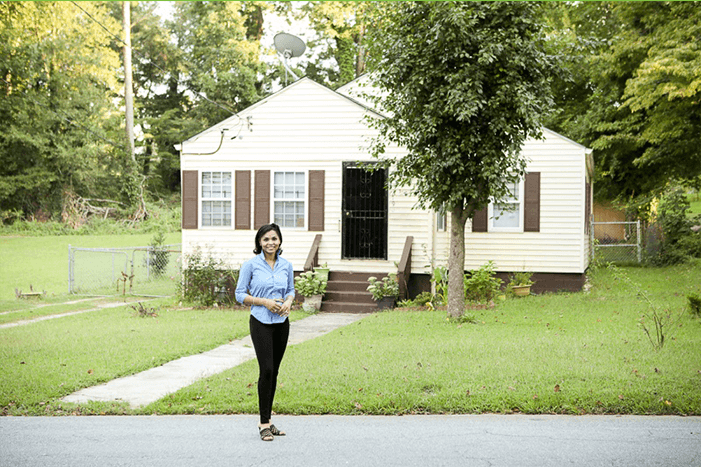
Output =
[{"x1": 182, "y1": 77, "x2": 383, "y2": 145}]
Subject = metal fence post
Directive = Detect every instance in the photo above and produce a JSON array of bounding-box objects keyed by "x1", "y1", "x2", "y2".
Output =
[{"x1": 637, "y1": 220, "x2": 642, "y2": 263}]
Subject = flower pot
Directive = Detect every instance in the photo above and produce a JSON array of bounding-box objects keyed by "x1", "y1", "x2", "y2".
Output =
[
  {"x1": 302, "y1": 294, "x2": 323, "y2": 312},
  {"x1": 313, "y1": 267, "x2": 329, "y2": 282},
  {"x1": 512, "y1": 285, "x2": 531, "y2": 297},
  {"x1": 376, "y1": 296, "x2": 396, "y2": 310}
]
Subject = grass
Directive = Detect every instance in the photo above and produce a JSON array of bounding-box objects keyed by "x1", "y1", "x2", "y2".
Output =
[
  {"x1": 2, "y1": 260, "x2": 699, "y2": 416},
  {"x1": 0, "y1": 298, "x2": 308, "y2": 415},
  {"x1": 148, "y1": 263, "x2": 701, "y2": 416},
  {"x1": 0, "y1": 232, "x2": 181, "y2": 309}
]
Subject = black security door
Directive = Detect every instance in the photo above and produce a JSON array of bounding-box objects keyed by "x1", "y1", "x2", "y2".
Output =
[{"x1": 342, "y1": 162, "x2": 388, "y2": 259}]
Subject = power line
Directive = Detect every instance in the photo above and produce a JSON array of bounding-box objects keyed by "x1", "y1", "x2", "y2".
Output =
[{"x1": 70, "y1": 1, "x2": 242, "y2": 123}]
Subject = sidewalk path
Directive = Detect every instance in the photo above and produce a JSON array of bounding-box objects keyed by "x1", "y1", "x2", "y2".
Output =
[
  {"x1": 62, "y1": 313, "x2": 366, "y2": 408},
  {"x1": 2, "y1": 414, "x2": 699, "y2": 467},
  {"x1": 0, "y1": 299, "x2": 147, "y2": 330}
]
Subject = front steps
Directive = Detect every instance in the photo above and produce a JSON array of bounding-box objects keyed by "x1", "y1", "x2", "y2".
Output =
[{"x1": 320, "y1": 271, "x2": 383, "y2": 313}]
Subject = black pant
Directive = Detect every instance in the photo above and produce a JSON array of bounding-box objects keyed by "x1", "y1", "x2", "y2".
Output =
[{"x1": 249, "y1": 315, "x2": 289, "y2": 424}]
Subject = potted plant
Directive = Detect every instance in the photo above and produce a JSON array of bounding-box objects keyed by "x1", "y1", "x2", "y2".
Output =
[
  {"x1": 313, "y1": 262, "x2": 329, "y2": 282},
  {"x1": 510, "y1": 271, "x2": 534, "y2": 297},
  {"x1": 295, "y1": 271, "x2": 327, "y2": 312},
  {"x1": 367, "y1": 273, "x2": 399, "y2": 309}
]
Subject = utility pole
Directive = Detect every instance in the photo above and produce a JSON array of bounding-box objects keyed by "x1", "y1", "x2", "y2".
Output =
[{"x1": 123, "y1": 1, "x2": 136, "y2": 163}]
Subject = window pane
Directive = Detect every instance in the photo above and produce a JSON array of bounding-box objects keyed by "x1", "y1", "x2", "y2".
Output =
[
  {"x1": 493, "y1": 203, "x2": 519, "y2": 228},
  {"x1": 202, "y1": 172, "x2": 211, "y2": 185}
]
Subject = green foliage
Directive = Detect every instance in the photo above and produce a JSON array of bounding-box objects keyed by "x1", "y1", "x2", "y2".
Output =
[
  {"x1": 511, "y1": 271, "x2": 535, "y2": 286},
  {"x1": 464, "y1": 262, "x2": 503, "y2": 303},
  {"x1": 148, "y1": 231, "x2": 170, "y2": 277},
  {"x1": 366, "y1": 273, "x2": 399, "y2": 301},
  {"x1": 687, "y1": 293, "x2": 701, "y2": 317},
  {"x1": 543, "y1": 2, "x2": 701, "y2": 204},
  {"x1": 294, "y1": 271, "x2": 328, "y2": 297},
  {"x1": 179, "y1": 248, "x2": 238, "y2": 307},
  {"x1": 0, "y1": 2, "x2": 124, "y2": 218},
  {"x1": 646, "y1": 187, "x2": 701, "y2": 265},
  {"x1": 397, "y1": 291, "x2": 434, "y2": 309},
  {"x1": 430, "y1": 266, "x2": 449, "y2": 306}
]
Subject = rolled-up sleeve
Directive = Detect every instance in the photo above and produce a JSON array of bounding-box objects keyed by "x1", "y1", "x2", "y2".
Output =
[{"x1": 235, "y1": 261, "x2": 253, "y2": 305}]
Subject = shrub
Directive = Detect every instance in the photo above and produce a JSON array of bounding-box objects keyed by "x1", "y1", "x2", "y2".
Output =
[
  {"x1": 431, "y1": 266, "x2": 448, "y2": 305},
  {"x1": 294, "y1": 271, "x2": 327, "y2": 297},
  {"x1": 397, "y1": 291, "x2": 434, "y2": 308},
  {"x1": 646, "y1": 187, "x2": 700, "y2": 265},
  {"x1": 148, "y1": 231, "x2": 170, "y2": 277},
  {"x1": 688, "y1": 293, "x2": 701, "y2": 317},
  {"x1": 464, "y1": 261, "x2": 503, "y2": 303},
  {"x1": 367, "y1": 273, "x2": 399, "y2": 301},
  {"x1": 179, "y1": 248, "x2": 238, "y2": 307}
]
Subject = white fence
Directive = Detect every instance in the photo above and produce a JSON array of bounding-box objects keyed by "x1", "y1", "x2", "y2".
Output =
[
  {"x1": 68, "y1": 244, "x2": 181, "y2": 297},
  {"x1": 591, "y1": 221, "x2": 642, "y2": 264}
]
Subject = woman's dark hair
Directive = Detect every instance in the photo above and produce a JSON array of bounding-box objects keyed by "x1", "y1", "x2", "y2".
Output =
[{"x1": 253, "y1": 223, "x2": 283, "y2": 255}]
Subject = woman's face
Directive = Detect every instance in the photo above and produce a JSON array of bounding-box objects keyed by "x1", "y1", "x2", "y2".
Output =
[{"x1": 260, "y1": 230, "x2": 281, "y2": 256}]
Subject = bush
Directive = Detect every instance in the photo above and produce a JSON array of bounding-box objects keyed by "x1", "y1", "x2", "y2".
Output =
[
  {"x1": 179, "y1": 248, "x2": 239, "y2": 307},
  {"x1": 397, "y1": 291, "x2": 434, "y2": 308},
  {"x1": 688, "y1": 293, "x2": 701, "y2": 317},
  {"x1": 367, "y1": 273, "x2": 399, "y2": 301},
  {"x1": 646, "y1": 187, "x2": 700, "y2": 265},
  {"x1": 464, "y1": 261, "x2": 503, "y2": 303},
  {"x1": 431, "y1": 266, "x2": 448, "y2": 305},
  {"x1": 294, "y1": 271, "x2": 327, "y2": 297}
]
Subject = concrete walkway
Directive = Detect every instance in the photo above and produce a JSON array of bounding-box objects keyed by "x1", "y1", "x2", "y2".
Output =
[
  {"x1": 0, "y1": 298, "x2": 149, "y2": 329},
  {"x1": 62, "y1": 313, "x2": 366, "y2": 408}
]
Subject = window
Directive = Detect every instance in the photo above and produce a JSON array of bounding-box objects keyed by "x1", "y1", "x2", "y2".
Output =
[
  {"x1": 436, "y1": 204, "x2": 446, "y2": 232},
  {"x1": 274, "y1": 171, "x2": 305, "y2": 228},
  {"x1": 201, "y1": 171, "x2": 232, "y2": 227},
  {"x1": 489, "y1": 180, "x2": 523, "y2": 231}
]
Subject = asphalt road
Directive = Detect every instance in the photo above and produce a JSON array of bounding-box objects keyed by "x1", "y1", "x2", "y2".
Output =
[{"x1": 2, "y1": 414, "x2": 700, "y2": 467}]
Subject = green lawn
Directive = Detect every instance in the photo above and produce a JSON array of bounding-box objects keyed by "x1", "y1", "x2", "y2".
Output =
[
  {"x1": 0, "y1": 233, "x2": 181, "y2": 310},
  {"x1": 1, "y1": 259, "x2": 700, "y2": 416}
]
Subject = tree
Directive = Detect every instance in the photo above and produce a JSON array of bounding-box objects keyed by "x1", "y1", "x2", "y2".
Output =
[
  {"x1": 298, "y1": 1, "x2": 379, "y2": 88},
  {"x1": 543, "y1": 2, "x2": 701, "y2": 208},
  {"x1": 366, "y1": 2, "x2": 556, "y2": 318},
  {"x1": 0, "y1": 1, "x2": 122, "y2": 219}
]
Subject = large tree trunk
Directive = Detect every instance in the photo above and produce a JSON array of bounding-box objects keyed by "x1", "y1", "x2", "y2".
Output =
[{"x1": 448, "y1": 203, "x2": 469, "y2": 318}]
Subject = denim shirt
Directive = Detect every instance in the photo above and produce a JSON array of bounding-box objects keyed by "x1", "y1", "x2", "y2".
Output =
[{"x1": 235, "y1": 253, "x2": 295, "y2": 324}]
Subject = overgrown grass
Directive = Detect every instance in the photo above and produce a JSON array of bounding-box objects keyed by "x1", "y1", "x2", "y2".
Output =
[
  {"x1": 0, "y1": 299, "x2": 307, "y2": 415},
  {"x1": 0, "y1": 232, "x2": 181, "y2": 306},
  {"x1": 147, "y1": 262, "x2": 701, "y2": 416}
]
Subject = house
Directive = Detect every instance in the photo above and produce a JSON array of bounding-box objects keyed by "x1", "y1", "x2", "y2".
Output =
[{"x1": 179, "y1": 77, "x2": 594, "y2": 310}]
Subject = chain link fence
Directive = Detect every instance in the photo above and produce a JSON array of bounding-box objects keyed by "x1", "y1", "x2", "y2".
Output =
[
  {"x1": 68, "y1": 244, "x2": 181, "y2": 297},
  {"x1": 591, "y1": 221, "x2": 642, "y2": 264}
]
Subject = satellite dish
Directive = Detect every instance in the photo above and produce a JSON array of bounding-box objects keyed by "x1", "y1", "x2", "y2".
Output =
[
  {"x1": 274, "y1": 32, "x2": 306, "y2": 59},
  {"x1": 274, "y1": 32, "x2": 306, "y2": 86}
]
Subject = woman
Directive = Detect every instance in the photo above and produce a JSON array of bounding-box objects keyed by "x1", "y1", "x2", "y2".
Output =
[{"x1": 235, "y1": 223, "x2": 295, "y2": 442}]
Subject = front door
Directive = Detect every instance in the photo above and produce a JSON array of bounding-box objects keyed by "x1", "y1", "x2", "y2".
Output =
[{"x1": 342, "y1": 162, "x2": 388, "y2": 259}]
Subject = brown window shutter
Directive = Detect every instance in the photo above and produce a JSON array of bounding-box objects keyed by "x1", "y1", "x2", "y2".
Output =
[
  {"x1": 182, "y1": 170, "x2": 198, "y2": 230},
  {"x1": 524, "y1": 172, "x2": 541, "y2": 232},
  {"x1": 235, "y1": 170, "x2": 251, "y2": 230},
  {"x1": 472, "y1": 206, "x2": 488, "y2": 232},
  {"x1": 308, "y1": 170, "x2": 325, "y2": 231},
  {"x1": 254, "y1": 170, "x2": 270, "y2": 229}
]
